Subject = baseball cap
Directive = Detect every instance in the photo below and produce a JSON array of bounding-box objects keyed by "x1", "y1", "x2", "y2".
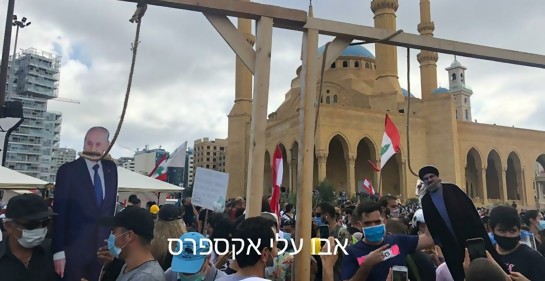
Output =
[
  {"x1": 171, "y1": 232, "x2": 211, "y2": 274},
  {"x1": 6, "y1": 194, "x2": 56, "y2": 221},
  {"x1": 411, "y1": 209, "x2": 425, "y2": 228},
  {"x1": 150, "y1": 204, "x2": 160, "y2": 215},
  {"x1": 158, "y1": 204, "x2": 181, "y2": 221},
  {"x1": 99, "y1": 207, "x2": 154, "y2": 241}
]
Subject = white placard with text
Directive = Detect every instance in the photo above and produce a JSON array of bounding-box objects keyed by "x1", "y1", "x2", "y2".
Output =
[{"x1": 192, "y1": 167, "x2": 229, "y2": 212}]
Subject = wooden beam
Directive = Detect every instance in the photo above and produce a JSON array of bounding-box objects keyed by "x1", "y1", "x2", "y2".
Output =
[
  {"x1": 118, "y1": 0, "x2": 307, "y2": 30},
  {"x1": 305, "y1": 17, "x2": 545, "y2": 69},
  {"x1": 204, "y1": 13, "x2": 256, "y2": 74},
  {"x1": 294, "y1": 27, "x2": 318, "y2": 281},
  {"x1": 245, "y1": 16, "x2": 273, "y2": 218}
]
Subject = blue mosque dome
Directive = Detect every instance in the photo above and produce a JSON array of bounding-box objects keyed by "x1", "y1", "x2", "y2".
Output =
[
  {"x1": 318, "y1": 45, "x2": 375, "y2": 59},
  {"x1": 432, "y1": 87, "x2": 449, "y2": 94},
  {"x1": 401, "y1": 88, "x2": 415, "y2": 97}
]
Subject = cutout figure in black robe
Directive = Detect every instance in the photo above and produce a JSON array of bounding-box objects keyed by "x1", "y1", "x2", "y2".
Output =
[{"x1": 419, "y1": 165, "x2": 509, "y2": 281}]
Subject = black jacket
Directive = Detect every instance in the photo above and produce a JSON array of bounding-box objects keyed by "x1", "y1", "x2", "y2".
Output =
[{"x1": 422, "y1": 183, "x2": 508, "y2": 281}]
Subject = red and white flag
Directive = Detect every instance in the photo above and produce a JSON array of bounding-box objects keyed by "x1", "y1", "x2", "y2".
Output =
[
  {"x1": 362, "y1": 178, "x2": 375, "y2": 195},
  {"x1": 371, "y1": 114, "x2": 401, "y2": 171},
  {"x1": 149, "y1": 154, "x2": 168, "y2": 181},
  {"x1": 270, "y1": 145, "x2": 283, "y2": 228},
  {"x1": 380, "y1": 114, "x2": 401, "y2": 170}
]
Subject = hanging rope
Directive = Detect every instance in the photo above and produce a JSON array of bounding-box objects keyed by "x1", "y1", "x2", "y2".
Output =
[
  {"x1": 405, "y1": 47, "x2": 418, "y2": 177},
  {"x1": 314, "y1": 42, "x2": 329, "y2": 139},
  {"x1": 99, "y1": 16, "x2": 143, "y2": 161}
]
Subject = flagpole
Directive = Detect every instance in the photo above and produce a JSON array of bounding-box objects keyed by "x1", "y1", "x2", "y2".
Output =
[{"x1": 378, "y1": 171, "x2": 383, "y2": 196}]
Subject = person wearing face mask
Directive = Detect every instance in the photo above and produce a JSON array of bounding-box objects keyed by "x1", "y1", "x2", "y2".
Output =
[
  {"x1": 522, "y1": 210, "x2": 545, "y2": 256},
  {"x1": 319, "y1": 202, "x2": 351, "y2": 281},
  {"x1": 217, "y1": 217, "x2": 277, "y2": 281},
  {"x1": 165, "y1": 232, "x2": 226, "y2": 281},
  {"x1": 0, "y1": 194, "x2": 56, "y2": 280},
  {"x1": 341, "y1": 201, "x2": 435, "y2": 281},
  {"x1": 99, "y1": 206, "x2": 166, "y2": 281},
  {"x1": 489, "y1": 206, "x2": 545, "y2": 280},
  {"x1": 419, "y1": 165, "x2": 507, "y2": 281},
  {"x1": 379, "y1": 195, "x2": 399, "y2": 219}
]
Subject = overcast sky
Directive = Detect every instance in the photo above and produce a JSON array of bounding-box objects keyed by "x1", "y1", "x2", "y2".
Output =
[{"x1": 2, "y1": 0, "x2": 544, "y2": 158}]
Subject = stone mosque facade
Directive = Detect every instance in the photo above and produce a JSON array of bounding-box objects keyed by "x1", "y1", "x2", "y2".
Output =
[{"x1": 225, "y1": 0, "x2": 545, "y2": 208}]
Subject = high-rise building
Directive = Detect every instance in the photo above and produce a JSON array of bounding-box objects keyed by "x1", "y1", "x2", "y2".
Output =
[
  {"x1": 133, "y1": 146, "x2": 168, "y2": 175},
  {"x1": 118, "y1": 157, "x2": 135, "y2": 171},
  {"x1": 193, "y1": 138, "x2": 227, "y2": 182},
  {"x1": 183, "y1": 147, "x2": 194, "y2": 188},
  {"x1": 4, "y1": 48, "x2": 62, "y2": 181},
  {"x1": 51, "y1": 147, "x2": 76, "y2": 179}
]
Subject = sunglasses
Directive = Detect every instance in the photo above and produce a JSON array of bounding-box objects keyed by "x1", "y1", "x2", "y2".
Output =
[{"x1": 15, "y1": 218, "x2": 51, "y2": 230}]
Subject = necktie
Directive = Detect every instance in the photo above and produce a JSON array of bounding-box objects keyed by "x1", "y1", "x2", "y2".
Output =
[{"x1": 93, "y1": 164, "x2": 104, "y2": 206}]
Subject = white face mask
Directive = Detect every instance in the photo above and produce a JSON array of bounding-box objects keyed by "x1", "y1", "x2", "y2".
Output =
[{"x1": 18, "y1": 227, "x2": 48, "y2": 248}]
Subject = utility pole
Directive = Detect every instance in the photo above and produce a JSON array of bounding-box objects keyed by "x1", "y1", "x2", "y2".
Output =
[
  {"x1": 0, "y1": 0, "x2": 15, "y2": 105},
  {"x1": 0, "y1": 0, "x2": 24, "y2": 166}
]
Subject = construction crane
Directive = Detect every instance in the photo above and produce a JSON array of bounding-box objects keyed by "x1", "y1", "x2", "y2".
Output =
[{"x1": 52, "y1": 97, "x2": 80, "y2": 104}]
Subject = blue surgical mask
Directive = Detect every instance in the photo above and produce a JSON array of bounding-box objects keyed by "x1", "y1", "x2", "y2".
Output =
[
  {"x1": 363, "y1": 224, "x2": 385, "y2": 243},
  {"x1": 177, "y1": 272, "x2": 205, "y2": 281},
  {"x1": 538, "y1": 220, "x2": 545, "y2": 231},
  {"x1": 107, "y1": 232, "x2": 127, "y2": 258}
]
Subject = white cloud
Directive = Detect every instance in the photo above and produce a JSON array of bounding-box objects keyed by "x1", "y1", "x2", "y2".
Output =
[{"x1": 3, "y1": 0, "x2": 544, "y2": 158}]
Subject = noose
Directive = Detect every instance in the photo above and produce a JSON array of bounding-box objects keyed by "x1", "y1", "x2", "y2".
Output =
[{"x1": 99, "y1": 17, "x2": 143, "y2": 161}]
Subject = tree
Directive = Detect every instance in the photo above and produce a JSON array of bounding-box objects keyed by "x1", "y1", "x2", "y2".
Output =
[{"x1": 315, "y1": 180, "x2": 336, "y2": 204}]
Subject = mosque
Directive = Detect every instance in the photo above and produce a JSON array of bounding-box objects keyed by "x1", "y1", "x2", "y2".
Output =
[{"x1": 225, "y1": 0, "x2": 545, "y2": 208}]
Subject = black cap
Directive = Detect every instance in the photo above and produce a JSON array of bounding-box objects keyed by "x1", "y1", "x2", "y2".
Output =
[
  {"x1": 418, "y1": 165, "x2": 439, "y2": 180},
  {"x1": 128, "y1": 194, "x2": 140, "y2": 204},
  {"x1": 158, "y1": 204, "x2": 181, "y2": 221},
  {"x1": 6, "y1": 194, "x2": 56, "y2": 221},
  {"x1": 99, "y1": 207, "x2": 154, "y2": 241}
]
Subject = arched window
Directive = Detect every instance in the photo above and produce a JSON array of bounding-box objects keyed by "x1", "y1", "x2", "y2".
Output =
[
  {"x1": 374, "y1": 64, "x2": 376, "y2": 69},
  {"x1": 465, "y1": 109, "x2": 469, "y2": 120},
  {"x1": 365, "y1": 62, "x2": 370, "y2": 69},
  {"x1": 451, "y1": 73, "x2": 457, "y2": 81},
  {"x1": 320, "y1": 97, "x2": 323, "y2": 103},
  {"x1": 326, "y1": 96, "x2": 331, "y2": 104},
  {"x1": 355, "y1": 61, "x2": 360, "y2": 68},
  {"x1": 342, "y1": 61, "x2": 348, "y2": 68},
  {"x1": 331, "y1": 63, "x2": 336, "y2": 69},
  {"x1": 333, "y1": 95, "x2": 338, "y2": 103}
]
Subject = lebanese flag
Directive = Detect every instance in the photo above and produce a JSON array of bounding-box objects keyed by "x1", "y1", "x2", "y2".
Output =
[
  {"x1": 379, "y1": 114, "x2": 401, "y2": 170},
  {"x1": 166, "y1": 141, "x2": 187, "y2": 168},
  {"x1": 362, "y1": 178, "x2": 375, "y2": 195},
  {"x1": 149, "y1": 154, "x2": 168, "y2": 181},
  {"x1": 270, "y1": 145, "x2": 283, "y2": 228}
]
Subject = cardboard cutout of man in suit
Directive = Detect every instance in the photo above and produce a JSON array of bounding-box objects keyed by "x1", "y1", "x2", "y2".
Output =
[
  {"x1": 52, "y1": 127, "x2": 118, "y2": 281},
  {"x1": 420, "y1": 165, "x2": 509, "y2": 281}
]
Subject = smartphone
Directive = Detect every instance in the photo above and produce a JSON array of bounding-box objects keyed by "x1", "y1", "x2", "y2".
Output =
[
  {"x1": 392, "y1": 265, "x2": 409, "y2": 281},
  {"x1": 466, "y1": 238, "x2": 486, "y2": 260},
  {"x1": 319, "y1": 225, "x2": 329, "y2": 239},
  {"x1": 520, "y1": 231, "x2": 537, "y2": 250}
]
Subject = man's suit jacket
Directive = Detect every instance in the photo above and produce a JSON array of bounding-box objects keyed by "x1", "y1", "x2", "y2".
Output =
[
  {"x1": 422, "y1": 183, "x2": 508, "y2": 281},
  {"x1": 52, "y1": 157, "x2": 118, "y2": 266}
]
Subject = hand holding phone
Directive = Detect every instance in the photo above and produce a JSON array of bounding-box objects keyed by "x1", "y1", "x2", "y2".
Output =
[
  {"x1": 466, "y1": 238, "x2": 486, "y2": 260},
  {"x1": 391, "y1": 265, "x2": 408, "y2": 281}
]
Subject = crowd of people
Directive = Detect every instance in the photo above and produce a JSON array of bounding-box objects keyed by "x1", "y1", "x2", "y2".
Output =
[
  {"x1": 2, "y1": 126, "x2": 545, "y2": 281},
  {"x1": 3, "y1": 184, "x2": 545, "y2": 281}
]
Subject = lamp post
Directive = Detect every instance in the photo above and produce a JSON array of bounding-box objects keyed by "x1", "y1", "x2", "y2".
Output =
[
  {"x1": 0, "y1": 0, "x2": 15, "y2": 106},
  {"x1": 11, "y1": 15, "x2": 31, "y2": 60},
  {"x1": 0, "y1": 0, "x2": 25, "y2": 167}
]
